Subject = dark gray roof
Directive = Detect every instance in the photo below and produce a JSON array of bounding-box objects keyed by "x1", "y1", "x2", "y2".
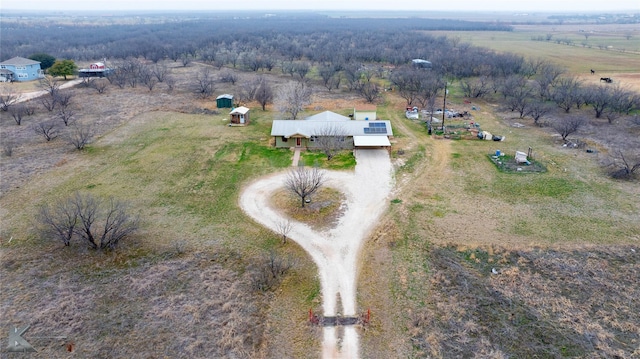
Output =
[{"x1": 0, "y1": 57, "x2": 40, "y2": 66}]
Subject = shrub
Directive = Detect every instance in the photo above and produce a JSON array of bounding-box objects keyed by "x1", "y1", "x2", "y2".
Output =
[{"x1": 38, "y1": 192, "x2": 139, "y2": 250}]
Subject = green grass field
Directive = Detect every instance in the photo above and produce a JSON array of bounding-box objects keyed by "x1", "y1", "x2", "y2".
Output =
[{"x1": 429, "y1": 24, "x2": 640, "y2": 74}]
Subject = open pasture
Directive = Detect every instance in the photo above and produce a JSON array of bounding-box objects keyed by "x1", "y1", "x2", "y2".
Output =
[{"x1": 429, "y1": 23, "x2": 640, "y2": 91}]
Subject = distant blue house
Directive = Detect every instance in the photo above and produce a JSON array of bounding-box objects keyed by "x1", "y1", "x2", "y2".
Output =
[{"x1": 0, "y1": 57, "x2": 44, "y2": 82}]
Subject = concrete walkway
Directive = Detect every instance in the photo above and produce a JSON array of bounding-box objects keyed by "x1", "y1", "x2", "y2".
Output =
[{"x1": 292, "y1": 147, "x2": 301, "y2": 166}]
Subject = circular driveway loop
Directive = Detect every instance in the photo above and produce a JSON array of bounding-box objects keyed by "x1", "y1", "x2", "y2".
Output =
[{"x1": 240, "y1": 149, "x2": 393, "y2": 359}]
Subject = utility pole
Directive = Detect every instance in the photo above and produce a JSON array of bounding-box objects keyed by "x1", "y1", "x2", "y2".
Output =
[{"x1": 441, "y1": 81, "x2": 447, "y2": 131}]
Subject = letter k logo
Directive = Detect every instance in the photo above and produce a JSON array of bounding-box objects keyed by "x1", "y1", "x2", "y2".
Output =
[{"x1": 7, "y1": 325, "x2": 36, "y2": 352}]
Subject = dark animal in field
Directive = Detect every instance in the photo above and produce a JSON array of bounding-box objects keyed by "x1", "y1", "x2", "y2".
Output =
[
  {"x1": 591, "y1": 69, "x2": 595, "y2": 74},
  {"x1": 600, "y1": 77, "x2": 612, "y2": 83}
]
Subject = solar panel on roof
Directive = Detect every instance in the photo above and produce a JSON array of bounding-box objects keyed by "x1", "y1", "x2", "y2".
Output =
[{"x1": 363, "y1": 122, "x2": 388, "y2": 134}]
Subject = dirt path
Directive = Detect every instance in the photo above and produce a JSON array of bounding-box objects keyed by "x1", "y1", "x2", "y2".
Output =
[
  {"x1": 14, "y1": 79, "x2": 83, "y2": 103},
  {"x1": 239, "y1": 149, "x2": 393, "y2": 359}
]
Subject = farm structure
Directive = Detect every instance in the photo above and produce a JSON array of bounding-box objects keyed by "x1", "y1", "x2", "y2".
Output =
[
  {"x1": 0, "y1": 57, "x2": 44, "y2": 82},
  {"x1": 271, "y1": 111, "x2": 393, "y2": 150},
  {"x1": 353, "y1": 105, "x2": 377, "y2": 121},
  {"x1": 78, "y1": 62, "x2": 113, "y2": 78},
  {"x1": 412, "y1": 58, "x2": 432, "y2": 69},
  {"x1": 216, "y1": 94, "x2": 234, "y2": 108},
  {"x1": 229, "y1": 106, "x2": 250, "y2": 125}
]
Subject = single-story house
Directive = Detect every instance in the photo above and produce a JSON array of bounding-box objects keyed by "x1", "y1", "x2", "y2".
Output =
[
  {"x1": 271, "y1": 111, "x2": 393, "y2": 149},
  {"x1": 0, "y1": 57, "x2": 44, "y2": 82},
  {"x1": 229, "y1": 106, "x2": 250, "y2": 125},
  {"x1": 216, "y1": 94, "x2": 234, "y2": 108}
]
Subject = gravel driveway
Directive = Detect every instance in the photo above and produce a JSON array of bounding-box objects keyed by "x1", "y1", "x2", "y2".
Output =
[{"x1": 240, "y1": 149, "x2": 393, "y2": 359}]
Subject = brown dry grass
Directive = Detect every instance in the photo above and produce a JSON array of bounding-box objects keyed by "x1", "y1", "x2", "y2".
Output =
[
  {"x1": 271, "y1": 187, "x2": 346, "y2": 231},
  {"x1": 0, "y1": 246, "x2": 264, "y2": 358},
  {"x1": 409, "y1": 245, "x2": 640, "y2": 358}
]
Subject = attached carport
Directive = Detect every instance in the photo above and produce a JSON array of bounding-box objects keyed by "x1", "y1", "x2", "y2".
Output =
[{"x1": 353, "y1": 135, "x2": 391, "y2": 152}]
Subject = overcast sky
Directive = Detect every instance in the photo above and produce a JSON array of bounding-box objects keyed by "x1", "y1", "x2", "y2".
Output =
[{"x1": 1, "y1": 0, "x2": 638, "y2": 12}]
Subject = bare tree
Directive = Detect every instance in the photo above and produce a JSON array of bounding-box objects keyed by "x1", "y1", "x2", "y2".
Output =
[
  {"x1": 38, "y1": 192, "x2": 139, "y2": 250},
  {"x1": 505, "y1": 85, "x2": 535, "y2": 118},
  {"x1": 254, "y1": 78, "x2": 274, "y2": 111},
  {"x1": 276, "y1": 81, "x2": 312, "y2": 120},
  {"x1": 180, "y1": 52, "x2": 192, "y2": 67},
  {"x1": 392, "y1": 66, "x2": 436, "y2": 106},
  {"x1": 23, "y1": 103, "x2": 35, "y2": 116},
  {"x1": 106, "y1": 66, "x2": 127, "y2": 89},
  {"x1": 153, "y1": 63, "x2": 169, "y2": 82},
  {"x1": 585, "y1": 84, "x2": 613, "y2": 118},
  {"x1": 139, "y1": 65, "x2": 157, "y2": 91},
  {"x1": 275, "y1": 219, "x2": 292, "y2": 244},
  {"x1": 500, "y1": 75, "x2": 528, "y2": 99},
  {"x1": 165, "y1": 75, "x2": 176, "y2": 92},
  {"x1": 37, "y1": 196, "x2": 77, "y2": 246},
  {"x1": 33, "y1": 119, "x2": 59, "y2": 141},
  {"x1": 552, "y1": 77, "x2": 583, "y2": 113},
  {"x1": 356, "y1": 79, "x2": 381, "y2": 103},
  {"x1": 550, "y1": 115, "x2": 586, "y2": 141},
  {"x1": 238, "y1": 76, "x2": 262, "y2": 104},
  {"x1": 242, "y1": 51, "x2": 264, "y2": 72},
  {"x1": 0, "y1": 91, "x2": 20, "y2": 112},
  {"x1": 416, "y1": 74, "x2": 444, "y2": 110},
  {"x1": 194, "y1": 67, "x2": 215, "y2": 99},
  {"x1": 460, "y1": 76, "x2": 491, "y2": 98},
  {"x1": 319, "y1": 64, "x2": 340, "y2": 92},
  {"x1": 123, "y1": 58, "x2": 142, "y2": 88},
  {"x1": 250, "y1": 250, "x2": 294, "y2": 291},
  {"x1": 67, "y1": 123, "x2": 93, "y2": 150},
  {"x1": 535, "y1": 63, "x2": 564, "y2": 100},
  {"x1": 285, "y1": 165, "x2": 325, "y2": 208},
  {"x1": 8, "y1": 103, "x2": 28, "y2": 125},
  {"x1": 528, "y1": 101, "x2": 554, "y2": 126},
  {"x1": 263, "y1": 56, "x2": 276, "y2": 72},
  {"x1": 293, "y1": 61, "x2": 311, "y2": 80},
  {"x1": 54, "y1": 91, "x2": 73, "y2": 109},
  {"x1": 39, "y1": 76, "x2": 60, "y2": 96},
  {"x1": 89, "y1": 78, "x2": 109, "y2": 93},
  {"x1": 617, "y1": 92, "x2": 640, "y2": 115},
  {"x1": 219, "y1": 70, "x2": 239, "y2": 85},
  {"x1": 57, "y1": 107, "x2": 75, "y2": 126},
  {"x1": 313, "y1": 124, "x2": 348, "y2": 160},
  {"x1": 343, "y1": 63, "x2": 363, "y2": 91},
  {"x1": 606, "y1": 148, "x2": 640, "y2": 179},
  {"x1": 604, "y1": 108, "x2": 623, "y2": 125},
  {"x1": 40, "y1": 95, "x2": 57, "y2": 112}
]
